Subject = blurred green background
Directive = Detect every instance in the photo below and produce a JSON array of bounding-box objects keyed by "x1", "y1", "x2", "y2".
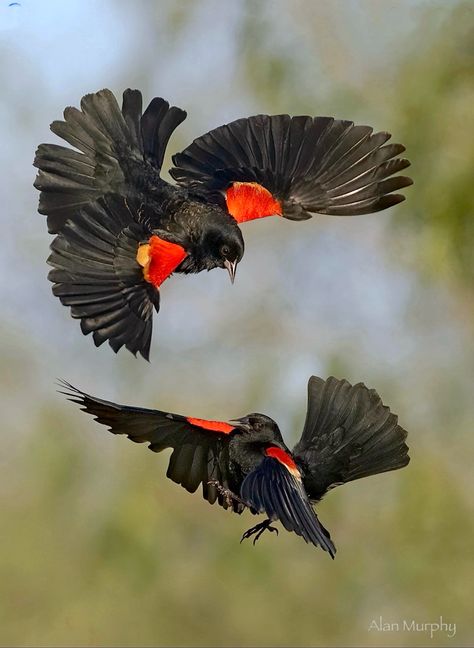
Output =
[{"x1": 1, "y1": 1, "x2": 473, "y2": 646}]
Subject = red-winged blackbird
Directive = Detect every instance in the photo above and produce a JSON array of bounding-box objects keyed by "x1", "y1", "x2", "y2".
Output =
[
  {"x1": 35, "y1": 89, "x2": 412, "y2": 359},
  {"x1": 60, "y1": 375, "x2": 409, "y2": 556}
]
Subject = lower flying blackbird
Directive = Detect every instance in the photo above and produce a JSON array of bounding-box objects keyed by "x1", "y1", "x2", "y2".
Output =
[
  {"x1": 60, "y1": 375, "x2": 409, "y2": 556},
  {"x1": 34, "y1": 88, "x2": 412, "y2": 359}
]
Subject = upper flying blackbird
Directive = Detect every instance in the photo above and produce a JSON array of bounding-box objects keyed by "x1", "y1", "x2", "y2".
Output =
[
  {"x1": 35, "y1": 89, "x2": 412, "y2": 359},
  {"x1": 60, "y1": 375, "x2": 409, "y2": 556}
]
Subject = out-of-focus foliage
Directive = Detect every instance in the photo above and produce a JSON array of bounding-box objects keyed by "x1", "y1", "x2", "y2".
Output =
[
  {"x1": 391, "y1": 3, "x2": 474, "y2": 293},
  {"x1": 1, "y1": 1, "x2": 473, "y2": 646}
]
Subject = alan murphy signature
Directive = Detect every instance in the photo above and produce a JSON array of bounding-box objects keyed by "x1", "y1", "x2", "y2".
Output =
[{"x1": 368, "y1": 616, "x2": 456, "y2": 639}]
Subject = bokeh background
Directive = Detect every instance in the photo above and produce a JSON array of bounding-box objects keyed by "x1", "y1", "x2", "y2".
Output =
[{"x1": 1, "y1": 1, "x2": 473, "y2": 646}]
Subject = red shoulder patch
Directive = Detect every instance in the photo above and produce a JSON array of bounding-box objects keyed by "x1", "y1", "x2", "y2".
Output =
[
  {"x1": 225, "y1": 182, "x2": 282, "y2": 223},
  {"x1": 265, "y1": 446, "x2": 301, "y2": 479},
  {"x1": 186, "y1": 417, "x2": 235, "y2": 434},
  {"x1": 136, "y1": 235, "x2": 187, "y2": 288}
]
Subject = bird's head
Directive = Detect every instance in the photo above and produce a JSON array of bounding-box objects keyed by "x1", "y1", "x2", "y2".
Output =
[
  {"x1": 180, "y1": 202, "x2": 244, "y2": 280},
  {"x1": 199, "y1": 220, "x2": 244, "y2": 282},
  {"x1": 231, "y1": 413, "x2": 284, "y2": 444}
]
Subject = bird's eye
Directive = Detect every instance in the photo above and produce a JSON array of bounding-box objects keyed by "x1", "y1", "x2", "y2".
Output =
[
  {"x1": 253, "y1": 422, "x2": 263, "y2": 432},
  {"x1": 221, "y1": 245, "x2": 230, "y2": 257}
]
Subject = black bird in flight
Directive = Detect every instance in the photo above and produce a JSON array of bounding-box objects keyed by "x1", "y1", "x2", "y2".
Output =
[
  {"x1": 60, "y1": 375, "x2": 410, "y2": 556},
  {"x1": 35, "y1": 89, "x2": 412, "y2": 359}
]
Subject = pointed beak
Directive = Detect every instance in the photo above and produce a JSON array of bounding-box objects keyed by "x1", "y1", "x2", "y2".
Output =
[
  {"x1": 229, "y1": 416, "x2": 251, "y2": 431},
  {"x1": 224, "y1": 259, "x2": 237, "y2": 284}
]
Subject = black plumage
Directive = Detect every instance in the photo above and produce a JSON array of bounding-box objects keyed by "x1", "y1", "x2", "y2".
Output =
[
  {"x1": 60, "y1": 375, "x2": 409, "y2": 556},
  {"x1": 240, "y1": 456, "x2": 336, "y2": 555},
  {"x1": 171, "y1": 114, "x2": 412, "y2": 220},
  {"x1": 35, "y1": 88, "x2": 412, "y2": 358},
  {"x1": 48, "y1": 196, "x2": 159, "y2": 358},
  {"x1": 293, "y1": 376, "x2": 410, "y2": 500}
]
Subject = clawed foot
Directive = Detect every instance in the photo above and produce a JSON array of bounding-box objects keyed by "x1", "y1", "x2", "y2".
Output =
[
  {"x1": 240, "y1": 518, "x2": 279, "y2": 545},
  {"x1": 207, "y1": 480, "x2": 244, "y2": 508}
]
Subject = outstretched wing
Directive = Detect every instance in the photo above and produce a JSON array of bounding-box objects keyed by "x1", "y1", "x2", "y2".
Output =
[
  {"x1": 34, "y1": 88, "x2": 186, "y2": 234},
  {"x1": 35, "y1": 89, "x2": 189, "y2": 359},
  {"x1": 48, "y1": 195, "x2": 186, "y2": 360},
  {"x1": 292, "y1": 376, "x2": 410, "y2": 501},
  {"x1": 60, "y1": 382, "x2": 243, "y2": 511},
  {"x1": 170, "y1": 114, "x2": 412, "y2": 222},
  {"x1": 240, "y1": 452, "x2": 336, "y2": 556}
]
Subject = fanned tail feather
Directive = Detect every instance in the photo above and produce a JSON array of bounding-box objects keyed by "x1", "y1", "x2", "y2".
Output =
[{"x1": 293, "y1": 376, "x2": 409, "y2": 500}]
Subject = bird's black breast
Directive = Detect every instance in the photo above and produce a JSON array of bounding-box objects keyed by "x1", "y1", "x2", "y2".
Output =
[{"x1": 228, "y1": 437, "x2": 266, "y2": 491}]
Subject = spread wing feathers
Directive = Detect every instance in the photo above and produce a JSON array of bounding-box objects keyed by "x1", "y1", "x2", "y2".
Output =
[
  {"x1": 170, "y1": 114, "x2": 412, "y2": 220},
  {"x1": 59, "y1": 382, "x2": 242, "y2": 512},
  {"x1": 34, "y1": 88, "x2": 186, "y2": 233},
  {"x1": 292, "y1": 376, "x2": 410, "y2": 501},
  {"x1": 240, "y1": 457, "x2": 336, "y2": 556},
  {"x1": 48, "y1": 195, "x2": 159, "y2": 360}
]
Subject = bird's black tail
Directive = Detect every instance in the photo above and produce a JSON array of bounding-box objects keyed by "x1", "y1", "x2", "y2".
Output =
[
  {"x1": 34, "y1": 88, "x2": 186, "y2": 233},
  {"x1": 293, "y1": 376, "x2": 410, "y2": 500}
]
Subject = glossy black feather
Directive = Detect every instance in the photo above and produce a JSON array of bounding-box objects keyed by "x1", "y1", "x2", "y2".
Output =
[
  {"x1": 292, "y1": 376, "x2": 410, "y2": 501},
  {"x1": 141, "y1": 98, "x2": 187, "y2": 168},
  {"x1": 121, "y1": 88, "x2": 143, "y2": 150}
]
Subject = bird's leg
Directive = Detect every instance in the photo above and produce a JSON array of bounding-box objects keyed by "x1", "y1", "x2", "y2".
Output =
[
  {"x1": 240, "y1": 518, "x2": 279, "y2": 545},
  {"x1": 207, "y1": 480, "x2": 245, "y2": 508}
]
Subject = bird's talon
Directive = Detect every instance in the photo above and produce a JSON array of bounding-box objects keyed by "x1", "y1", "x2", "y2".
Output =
[{"x1": 241, "y1": 519, "x2": 278, "y2": 545}]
